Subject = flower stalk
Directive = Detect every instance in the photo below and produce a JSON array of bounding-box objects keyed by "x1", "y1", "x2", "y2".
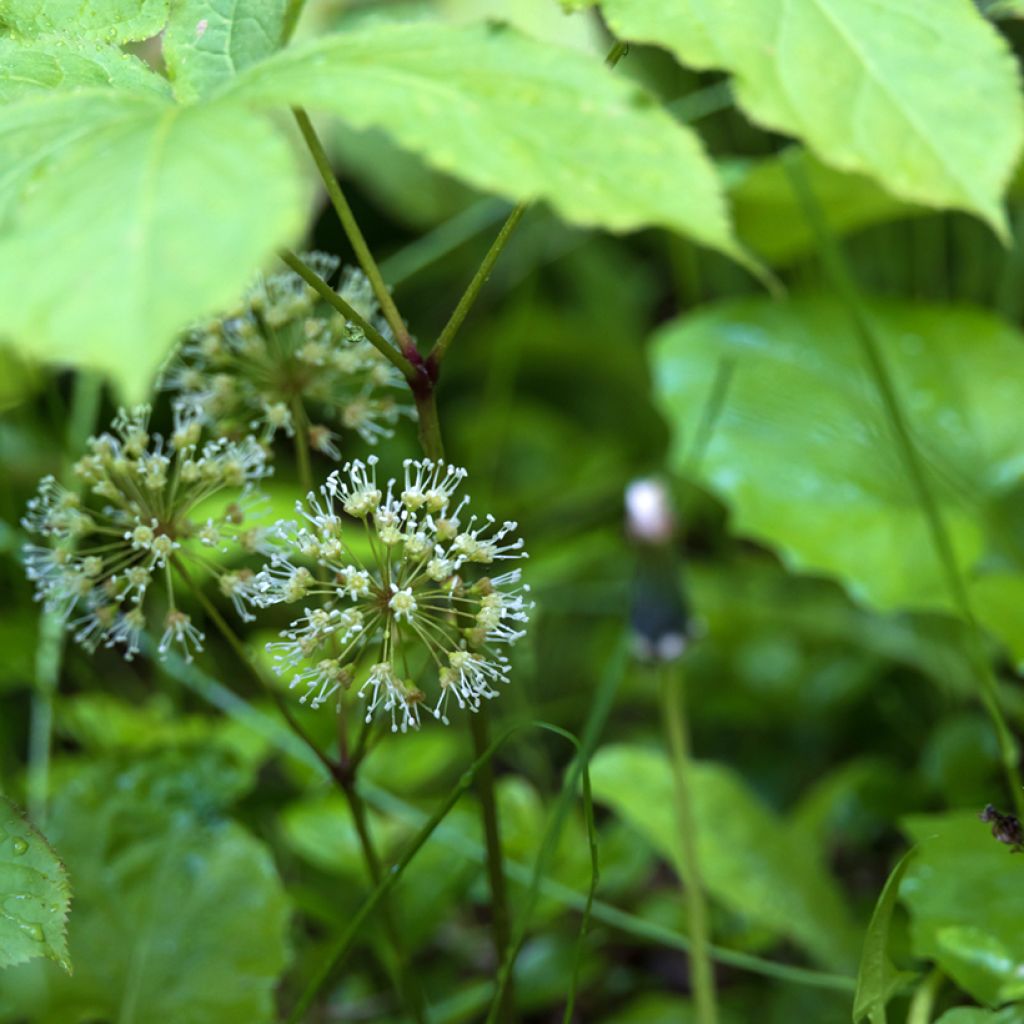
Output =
[{"x1": 662, "y1": 661, "x2": 718, "y2": 1024}]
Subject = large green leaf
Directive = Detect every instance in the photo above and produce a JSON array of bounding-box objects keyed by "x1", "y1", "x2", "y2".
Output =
[
  {"x1": 650, "y1": 295, "x2": 1024, "y2": 614},
  {"x1": 0, "y1": 799, "x2": 70, "y2": 973},
  {"x1": 164, "y1": 0, "x2": 287, "y2": 102},
  {"x1": 901, "y1": 812, "x2": 1024, "y2": 1007},
  {"x1": 600, "y1": 0, "x2": 1024, "y2": 235},
  {"x1": 222, "y1": 21, "x2": 753, "y2": 267},
  {"x1": 853, "y1": 848, "x2": 917, "y2": 1024},
  {"x1": 0, "y1": 90, "x2": 305, "y2": 398},
  {"x1": 0, "y1": 754, "x2": 290, "y2": 1024},
  {"x1": 0, "y1": 37, "x2": 170, "y2": 102},
  {"x1": 589, "y1": 744, "x2": 858, "y2": 969},
  {"x1": 0, "y1": 0, "x2": 168, "y2": 42}
]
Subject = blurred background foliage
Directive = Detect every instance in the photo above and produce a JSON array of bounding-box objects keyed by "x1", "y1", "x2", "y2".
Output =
[{"x1": 4, "y1": 0, "x2": 1024, "y2": 1022}]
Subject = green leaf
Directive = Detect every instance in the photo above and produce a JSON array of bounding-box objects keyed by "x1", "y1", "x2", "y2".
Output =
[
  {"x1": 853, "y1": 847, "x2": 917, "y2": 1024},
  {"x1": 0, "y1": 0, "x2": 169, "y2": 42},
  {"x1": 0, "y1": 37, "x2": 171, "y2": 102},
  {"x1": 600, "y1": 0, "x2": 1024, "y2": 236},
  {"x1": 0, "y1": 799, "x2": 70, "y2": 973},
  {"x1": 222, "y1": 21, "x2": 754, "y2": 267},
  {"x1": 0, "y1": 755, "x2": 290, "y2": 1024},
  {"x1": 0, "y1": 90, "x2": 305, "y2": 398},
  {"x1": 727, "y1": 148, "x2": 919, "y2": 267},
  {"x1": 650, "y1": 294, "x2": 1024, "y2": 613},
  {"x1": 589, "y1": 743, "x2": 858, "y2": 968},
  {"x1": 935, "y1": 1009, "x2": 1024, "y2": 1024},
  {"x1": 901, "y1": 812, "x2": 1024, "y2": 1007},
  {"x1": 164, "y1": 0, "x2": 287, "y2": 103}
]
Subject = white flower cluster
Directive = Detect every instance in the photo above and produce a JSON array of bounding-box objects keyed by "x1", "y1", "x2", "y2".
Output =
[
  {"x1": 252, "y1": 458, "x2": 531, "y2": 730},
  {"x1": 22, "y1": 406, "x2": 269, "y2": 663},
  {"x1": 164, "y1": 253, "x2": 412, "y2": 459}
]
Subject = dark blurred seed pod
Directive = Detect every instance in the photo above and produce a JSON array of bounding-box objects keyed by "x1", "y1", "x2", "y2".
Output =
[{"x1": 625, "y1": 478, "x2": 691, "y2": 663}]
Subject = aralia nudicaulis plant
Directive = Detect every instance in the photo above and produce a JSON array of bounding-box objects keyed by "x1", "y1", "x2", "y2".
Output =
[{"x1": 251, "y1": 456, "x2": 531, "y2": 730}]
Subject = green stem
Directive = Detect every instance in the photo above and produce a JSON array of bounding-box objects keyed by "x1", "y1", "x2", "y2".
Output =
[
  {"x1": 784, "y1": 152, "x2": 1024, "y2": 818},
  {"x1": 281, "y1": 0, "x2": 305, "y2": 43},
  {"x1": 286, "y1": 721, "x2": 528, "y2": 1024},
  {"x1": 662, "y1": 663, "x2": 718, "y2": 1024},
  {"x1": 906, "y1": 968, "x2": 943, "y2": 1024},
  {"x1": 290, "y1": 397, "x2": 314, "y2": 497},
  {"x1": 408, "y1": 379, "x2": 511, "y2": 1016},
  {"x1": 469, "y1": 708, "x2": 514, "y2": 1022},
  {"x1": 179, "y1": 570, "x2": 425, "y2": 1022},
  {"x1": 430, "y1": 204, "x2": 526, "y2": 364},
  {"x1": 279, "y1": 248, "x2": 416, "y2": 381},
  {"x1": 338, "y1": 770, "x2": 428, "y2": 1024},
  {"x1": 28, "y1": 371, "x2": 103, "y2": 825},
  {"x1": 414, "y1": 389, "x2": 446, "y2": 462},
  {"x1": 292, "y1": 108, "x2": 413, "y2": 350},
  {"x1": 426, "y1": 38, "x2": 628, "y2": 368}
]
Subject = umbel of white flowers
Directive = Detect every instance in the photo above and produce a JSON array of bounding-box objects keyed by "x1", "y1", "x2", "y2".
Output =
[
  {"x1": 252, "y1": 457, "x2": 531, "y2": 731},
  {"x1": 163, "y1": 253, "x2": 412, "y2": 460},
  {"x1": 22, "y1": 406, "x2": 270, "y2": 663}
]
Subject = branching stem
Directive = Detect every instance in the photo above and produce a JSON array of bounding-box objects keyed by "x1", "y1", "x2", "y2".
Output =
[
  {"x1": 293, "y1": 108, "x2": 413, "y2": 350},
  {"x1": 279, "y1": 248, "x2": 417, "y2": 380},
  {"x1": 431, "y1": 204, "x2": 526, "y2": 365}
]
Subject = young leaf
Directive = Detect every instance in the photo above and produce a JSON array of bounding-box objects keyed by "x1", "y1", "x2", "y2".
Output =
[
  {"x1": 600, "y1": 0, "x2": 1024, "y2": 237},
  {"x1": 589, "y1": 744, "x2": 859, "y2": 969},
  {"x1": 0, "y1": 798, "x2": 71, "y2": 974},
  {"x1": 164, "y1": 0, "x2": 287, "y2": 103},
  {"x1": 853, "y1": 847, "x2": 917, "y2": 1024},
  {"x1": 902, "y1": 812, "x2": 1024, "y2": 1007},
  {"x1": 0, "y1": 0, "x2": 169, "y2": 43},
  {"x1": 0, "y1": 91, "x2": 306, "y2": 398},
  {"x1": 650, "y1": 295, "x2": 1024, "y2": 614},
  {"x1": 222, "y1": 21, "x2": 755, "y2": 269},
  {"x1": 0, "y1": 37, "x2": 171, "y2": 102}
]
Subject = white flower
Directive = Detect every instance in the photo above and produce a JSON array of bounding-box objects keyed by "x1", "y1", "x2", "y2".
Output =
[
  {"x1": 163, "y1": 253, "x2": 413, "y2": 460},
  {"x1": 22, "y1": 406, "x2": 271, "y2": 663},
  {"x1": 257, "y1": 459, "x2": 531, "y2": 727}
]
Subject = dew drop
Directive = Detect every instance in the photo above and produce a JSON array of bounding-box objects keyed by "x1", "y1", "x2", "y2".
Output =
[
  {"x1": 11, "y1": 837, "x2": 27, "y2": 856},
  {"x1": 20, "y1": 922, "x2": 43, "y2": 943}
]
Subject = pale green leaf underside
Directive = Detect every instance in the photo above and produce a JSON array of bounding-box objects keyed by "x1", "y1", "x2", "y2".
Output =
[
  {"x1": 0, "y1": 798, "x2": 70, "y2": 973},
  {"x1": 601, "y1": 0, "x2": 1024, "y2": 236},
  {"x1": 0, "y1": 91, "x2": 305, "y2": 398},
  {"x1": 164, "y1": 0, "x2": 287, "y2": 103},
  {"x1": 590, "y1": 744, "x2": 858, "y2": 969},
  {"x1": 0, "y1": 0, "x2": 169, "y2": 42},
  {"x1": 902, "y1": 813, "x2": 1024, "y2": 1007},
  {"x1": 651, "y1": 295, "x2": 1024, "y2": 613},
  {"x1": 0, "y1": 37, "x2": 171, "y2": 102},
  {"x1": 223, "y1": 21, "x2": 752, "y2": 266}
]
